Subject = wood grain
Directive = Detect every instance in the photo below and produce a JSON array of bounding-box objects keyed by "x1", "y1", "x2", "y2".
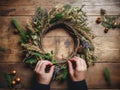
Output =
[
  {"x1": 0, "y1": 5, "x2": 119, "y2": 16},
  {"x1": 0, "y1": 63, "x2": 120, "y2": 89},
  {"x1": 0, "y1": 0, "x2": 120, "y2": 89},
  {"x1": 42, "y1": 28, "x2": 74, "y2": 61},
  {"x1": 0, "y1": 0, "x2": 55, "y2": 6},
  {"x1": 0, "y1": 16, "x2": 119, "y2": 63}
]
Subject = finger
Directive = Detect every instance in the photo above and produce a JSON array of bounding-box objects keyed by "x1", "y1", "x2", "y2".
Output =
[
  {"x1": 75, "y1": 59, "x2": 81, "y2": 71},
  {"x1": 49, "y1": 66, "x2": 54, "y2": 75},
  {"x1": 82, "y1": 60, "x2": 87, "y2": 71},
  {"x1": 69, "y1": 57, "x2": 80, "y2": 70},
  {"x1": 34, "y1": 60, "x2": 42, "y2": 72},
  {"x1": 68, "y1": 61, "x2": 74, "y2": 75},
  {"x1": 80, "y1": 59, "x2": 87, "y2": 71},
  {"x1": 40, "y1": 61, "x2": 52, "y2": 72},
  {"x1": 80, "y1": 59, "x2": 84, "y2": 71}
]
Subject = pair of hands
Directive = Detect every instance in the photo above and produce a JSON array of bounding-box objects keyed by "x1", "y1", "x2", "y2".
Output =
[{"x1": 34, "y1": 57, "x2": 87, "y2": 85}]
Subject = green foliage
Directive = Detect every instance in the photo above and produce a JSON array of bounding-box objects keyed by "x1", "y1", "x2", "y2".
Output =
[
  {"x1": 0, "y1": 46, "x2": 5, "y2": 52},
  {"x1": 12, "y1": 18, "x2": 28, "y2": 43},
  {"x1": 50, "y1": 13, "x2": 64, "y2": 24},
  {"x1": 25, "y1": 51, "x2": 56, "y2": 65},
  {"x1": 4, "y1": 73, "x2": 14, "y2": 86},
  {"x1": 25, "y1": 58, "x2": 38, "y2": 65},
  {"x1": 14, "y1": 4, "x2": 97, "y2": 80},
  {"x1": 104, "y1": 67, "x2": 111, "y2": 86},
  {"x1": 61, "y1": 69, "x2": 68, "y2": 80},
  {"x1": 99, "y1": 9, "x2": 120, "y2": 30},
  {"x1": 64, "y1": 4, "x2": 71, "y2": 10},
  {"x1": 33, "y1": 7, "x2": 48, "y2": 31},
  {"x1": 101, "y1": 15, "x2": 120, "y2": 29}
]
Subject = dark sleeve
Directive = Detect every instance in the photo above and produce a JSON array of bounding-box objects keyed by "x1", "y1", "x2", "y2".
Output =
[
  {"x1": 69, "y1": 80, "x2": 88, "y2": 90},
  {"x1": 31, "y1": 82, "x2": 50, "y2": 90}
]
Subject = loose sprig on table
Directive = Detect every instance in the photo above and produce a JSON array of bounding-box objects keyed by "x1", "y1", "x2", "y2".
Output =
[
  {"x1": 4, "y1": 70, "x2": 21, "y2": 87},
  {"x1": 96, "y1": 9, "x2": 120, "y2": 33},
  {"x1": 0, "y1": 46, "x2": 6, "y2": 52},
  {"x1": 12, "y1": 4, "x2": 97, "y2": 80}
]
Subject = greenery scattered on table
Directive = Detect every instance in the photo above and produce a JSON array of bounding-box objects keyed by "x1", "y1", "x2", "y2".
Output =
[
  {"x1": 104, "y1": 67, "x2": 112, "y2": 86},
  {"x1": 4, "y1": 70, "x2": 21, "y2": 87},
  {"x1": 96, "y1": 8, "x2": 120, "y2": 33},
  {"x1": 0, "y1": 46, "x2": 6, "y2": 52},
  {"x1": 12, "y1": 4, "x2": 97, "y2": 80}
]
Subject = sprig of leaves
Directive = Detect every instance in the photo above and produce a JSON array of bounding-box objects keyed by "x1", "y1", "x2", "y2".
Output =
[
  {"x1": 104, "y1": 67, "x2": 112, "y2": 86},
  {"x1": 12, "y1": 18, "x2": 28, "y2": 43},
  {"x1": 101, "y1": 15, "x2": 120, "y2": 29},
  {"x1": 4, "y1": 73, "x2": 14, "y2": 86},
  {"x1": 24, "y1": 51, "x2": 56, "y2": 66},
  {"x1": 0, "y1": 46, "x2": 6, "y2": 52}
]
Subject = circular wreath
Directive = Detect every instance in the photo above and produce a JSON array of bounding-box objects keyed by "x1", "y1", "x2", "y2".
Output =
[{"x1": 12, "y1": 4, "x2": 97, "y2": 80}]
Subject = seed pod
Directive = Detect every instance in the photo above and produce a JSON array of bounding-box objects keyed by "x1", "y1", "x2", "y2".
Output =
[
  {"x1": 11, "y1": 70, "x2": 17, "y2": 75},
  {"x1": 29, "y1": 39, "x2": 33, "y2": 43},
  {"x1": 11, "y1": 80, "x2": 16, "y2": 85},
  {"x1": 13, "y1": 29, "x2": 19, "y2": 34},
  {"x1": 15, "y1": 77, "x2": 21, "y2": 83},
  {"x1": 77, "y1": 45, "x2": 83, "y2": 53},
  {"x1": 113, "y1": 22, "x2": 118, "y2": 28},
  {"x1": 104, "y1": 28, "x2": 109, "y2": 33},
  {"x1": 96, "y1": 17, "x2": 102, "y2": 24},
  {"x1": 100, "y1": 9, "x2": 106, "y2": 15}
]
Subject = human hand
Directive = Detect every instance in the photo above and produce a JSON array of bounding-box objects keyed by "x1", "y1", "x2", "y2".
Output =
[
  {"x1": 34, "y1": 60, "x2": 54, "y2": 85},
  {"x1": 68, "y1": 57, "x2": 87, "y2": 82}
]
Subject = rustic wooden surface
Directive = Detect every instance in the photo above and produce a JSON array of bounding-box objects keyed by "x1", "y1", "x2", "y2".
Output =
[{"x1": 0, "y1": 0, "x2": 120, "y2": 90}]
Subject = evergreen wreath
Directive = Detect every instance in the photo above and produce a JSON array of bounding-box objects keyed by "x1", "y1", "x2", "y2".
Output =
[{"x1": 12, "y1": 4, "x2": 97, "y2": 80}]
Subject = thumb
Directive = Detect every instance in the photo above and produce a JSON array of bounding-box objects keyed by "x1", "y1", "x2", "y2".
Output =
[
  {"x1": 68, "y1": 61, "x2": 74, "y2": 76},
  {"x1": 49, "y1": 66, "x2": 54, "y2": 75}
]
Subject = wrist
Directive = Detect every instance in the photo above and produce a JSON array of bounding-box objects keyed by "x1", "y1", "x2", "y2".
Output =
[
  {"x1": 37, "y1": 80, "x2": 50, "y2": 85},
  {"x1": 71, "y1": 77, "x2": 85, "y2": 82}
]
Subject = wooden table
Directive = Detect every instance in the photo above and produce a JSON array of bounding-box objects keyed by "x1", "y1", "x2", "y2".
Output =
[{"x1": 0, "y1": 0, "x2": 120, "y2": 90}]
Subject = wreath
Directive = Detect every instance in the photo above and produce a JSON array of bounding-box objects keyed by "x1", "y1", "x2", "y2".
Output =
[{"x1": 12, "y1": 4, "x2": 97, "y2": 80}]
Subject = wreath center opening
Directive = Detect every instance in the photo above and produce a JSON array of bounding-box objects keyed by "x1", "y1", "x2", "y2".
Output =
[{"x1": 41, "y1": 23, "x2": 79, "y2": 63}]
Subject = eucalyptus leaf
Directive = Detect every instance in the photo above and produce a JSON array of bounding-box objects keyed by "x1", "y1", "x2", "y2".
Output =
[
  {"x1": 61, "y1": 69, "x2": 68, "y2": 80},
  {"x1": 64, "y1": 4, "x2": 71, "y2": 10},
  {"x1": 25, "y1": 58, "x2": 38, "y2": 64},
  {"x1": 0, "y1": 46, "x2": 5, "y2": 52},
  {"x1": 104, "y1": 67, "x2": 111, "y2": 86},
  {"x1": 12, "y1": 18, "x2": 28, "y2": 43},
  {"x1": 50, "y1": 13, "x2": 64, "y2": 23},
  {"x1": 4, "y1": 73, "x2": 13, "y2": 86}
]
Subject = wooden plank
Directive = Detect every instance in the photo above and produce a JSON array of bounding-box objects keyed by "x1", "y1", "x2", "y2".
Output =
[
  {"x1": 0, "y1": 6, "x2": 35, "y2": 16},
  {"x1": 87, "y1": 16, "x2": 120, "y2": 37},
  {"x1": 0, "y1": 16, "x2": 119, "y2": 63},
  {"x1": 94, "y1": 49, "x2": 120, "y2": 62},
  {"x1": 0, "y1": 0, "x2": 55, "y2": 6},
  {"x1": 0, "y1": 63, "x2": 120, "y2": 89},
  {"x1": 83, "y1": 5, "x2": 120, "y2": 15},
  {"x1": 0, "y1": 0, "x2": 119, "y2": 6},
  {"x1": 83, "y1": 0, "x2": 120, "y2": 5},
  {"x1": 0, "y1": 89, "x2": 119, "y2": 90},
  {"x1": 0, "y1": 16, "x2": 119, "y2": 37},
  {"x1": 93, "y1": 37, "x2": 120, "y2": 62},
  {"x1": 55, "y1": 0, "x2": 120, "y2": 5},
  {"x1": 93, "y1": 37, "x2": 120, "y2": 50},
  {"x1": 0, "y1": 5, "x2": 120, "y2": 16}
]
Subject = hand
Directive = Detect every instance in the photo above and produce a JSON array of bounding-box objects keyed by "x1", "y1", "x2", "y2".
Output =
[
  {"x1": 68, "y1": 57, "x2": 87, "y2": 82},
  {"x1": 34, "y1": 60, "x2": 54, "y2": 85}
]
